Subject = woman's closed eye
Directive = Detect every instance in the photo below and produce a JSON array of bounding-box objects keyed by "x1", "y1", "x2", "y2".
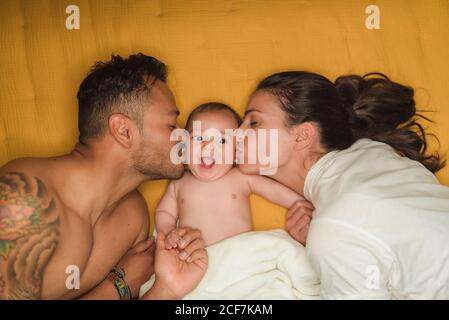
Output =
[{"x1": 250, "y1": 120, "x2": 259, "y2": 127}]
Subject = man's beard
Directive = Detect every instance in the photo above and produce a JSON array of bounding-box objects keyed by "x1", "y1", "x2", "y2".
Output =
[{"x1": 132, "y1": 141, "x2": 184, "y2": 180}]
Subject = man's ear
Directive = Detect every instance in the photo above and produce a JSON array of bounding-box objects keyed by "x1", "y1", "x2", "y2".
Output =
[
  {"x1": 291, "y1": 122, "x2": 318, "y2": 151},
  {"x1": 108, "y1": 113, "x2": 135, "y2": 148}
]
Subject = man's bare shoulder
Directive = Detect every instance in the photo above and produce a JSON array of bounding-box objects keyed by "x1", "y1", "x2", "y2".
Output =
[
  {"x1": 116, "y1": 190, "x2": 149, "y2": 218},
  {"x1": 1, "y1": 157, "x2": 57, "y2": 179},
  {"x1": 110, "y1": 190, "x2": 150, "y2": 242},
  {"x1": 0, "y1": 161, "x2": 60, "y2": 299},
  {"x1": 0, "y1": 158, "x2": 58, "y2": 211}
]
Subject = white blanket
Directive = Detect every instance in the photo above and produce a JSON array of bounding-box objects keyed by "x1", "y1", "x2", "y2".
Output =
[{"x1": 140, "y1": 229, "x2": 321, "y2": 300}]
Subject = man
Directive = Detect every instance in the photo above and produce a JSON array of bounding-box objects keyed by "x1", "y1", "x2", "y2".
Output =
[{"x1": 0, "y1": 53, "x2": 207, "y2": 300}]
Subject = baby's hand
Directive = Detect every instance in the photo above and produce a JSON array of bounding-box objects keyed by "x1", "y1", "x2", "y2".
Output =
[
  {"x1": 286, "y1": 199, "x2": 315, "y2": 246},
  {"x1": 165, "y1": 228, "x2": 182, "y2": 249},
  {"x1": 164, "y1": 227, "x2": 206, "y2": 263}
]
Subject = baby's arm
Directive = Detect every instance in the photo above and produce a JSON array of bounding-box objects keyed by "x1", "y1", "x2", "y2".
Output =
[
  {"x1": 155, "y1": 181, "x2": 179, "y2": 236},
  {"x1": 245, "y1": 174, "x2": 304, "y2": 208},
  {"x1": 244, "y1": 174, "x2": 314, "y2": 245}
]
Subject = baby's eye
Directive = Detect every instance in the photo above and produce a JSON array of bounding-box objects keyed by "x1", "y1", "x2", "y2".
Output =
[
  {"x1": 219, "y1": 138, "x2": 226, "y2": 144},
  {"x1": 193, "y1": 135, "x2": 203, "y2": 142}
]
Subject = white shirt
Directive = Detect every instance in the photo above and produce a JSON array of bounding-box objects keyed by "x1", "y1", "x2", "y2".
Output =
[{"x1": 305, "y1": 138, "x2": 449, "y2": 299}]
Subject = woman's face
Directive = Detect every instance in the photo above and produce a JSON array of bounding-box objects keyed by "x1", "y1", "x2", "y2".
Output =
[{"x1": 238, "y1": 90, "x2": 295, "y2": 176}]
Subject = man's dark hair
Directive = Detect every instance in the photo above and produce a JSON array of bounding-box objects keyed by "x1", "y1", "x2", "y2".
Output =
[{"x1": 77, "y1": 53, "x2": 167, "y2": 143}]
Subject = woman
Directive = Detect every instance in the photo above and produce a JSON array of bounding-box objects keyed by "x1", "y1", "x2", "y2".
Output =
[{"x1": 238, "y1": 71, "x2": 449, "y2": 299}]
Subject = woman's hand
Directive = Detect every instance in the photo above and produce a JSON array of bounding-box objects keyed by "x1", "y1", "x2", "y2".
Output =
[
  {"x1": 286, "y1": 199, "x2": 314, "y2": 245},
  {"x1": 146, "y1": 227, "x2": 208, "y2": 299}
]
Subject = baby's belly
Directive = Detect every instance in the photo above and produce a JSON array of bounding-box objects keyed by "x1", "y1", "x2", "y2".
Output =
[{"x1": 179, "y1": 207, "x2": 252, "y2": 246}]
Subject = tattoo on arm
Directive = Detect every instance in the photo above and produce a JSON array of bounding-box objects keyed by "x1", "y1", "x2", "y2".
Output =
[{"x1": 0, "y1": 172, "x2": 60, "y2": 299}]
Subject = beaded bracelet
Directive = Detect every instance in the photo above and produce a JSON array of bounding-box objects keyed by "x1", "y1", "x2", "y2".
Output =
[
  {"x1": 111, "y1": 265, "x2": 126, "y2": 279},
  {"x1": 107, "y1": 266, "x2": 132, "y2": 300}
]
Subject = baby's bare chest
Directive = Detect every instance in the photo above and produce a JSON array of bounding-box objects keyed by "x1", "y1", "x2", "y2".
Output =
[{"x1": 176, "y1": 180, "x2": 251, "y2": 221}]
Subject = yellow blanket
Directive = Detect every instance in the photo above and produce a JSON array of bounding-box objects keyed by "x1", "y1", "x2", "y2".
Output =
[{"x1": 1, "y1": 0, "x2": 448, "y2": 232}]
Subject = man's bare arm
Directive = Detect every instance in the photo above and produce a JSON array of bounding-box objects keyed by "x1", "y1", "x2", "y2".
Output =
[
  {"x1": 79, "y1": 236, "x2": 155, "y2": 300},
  {"x1": 78, "y1": 190, "x2": 153, "y2": 300},
  {"x1": 78, "y1": 277, "x2": 120, "y2": 300},
  {"x1": 0, "y1": 172, "x2": 60, "y2": 299}
]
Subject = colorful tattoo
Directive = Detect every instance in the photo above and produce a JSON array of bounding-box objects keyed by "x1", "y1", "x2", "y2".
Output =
[{"x1": 0, "y1": 172, "x2": 60, "y2": 299}]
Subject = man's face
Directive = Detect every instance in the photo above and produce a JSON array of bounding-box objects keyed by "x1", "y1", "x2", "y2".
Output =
[{"x1": 132, "y1": 79, "x2": 184, "y2": 179}]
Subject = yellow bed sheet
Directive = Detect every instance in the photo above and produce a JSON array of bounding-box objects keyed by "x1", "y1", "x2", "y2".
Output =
[{"x1": 1, "y1": 0, "x2": 448, "y2": 234}]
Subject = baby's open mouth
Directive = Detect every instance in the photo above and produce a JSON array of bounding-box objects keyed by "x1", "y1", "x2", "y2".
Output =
[{"x1": 200, "y1": 156, "x2": 215, "y2": 169}]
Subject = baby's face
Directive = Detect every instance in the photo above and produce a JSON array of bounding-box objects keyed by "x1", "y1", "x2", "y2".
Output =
[{"x1": 187, "y1": 110, "x2": 238, "y2": 181}]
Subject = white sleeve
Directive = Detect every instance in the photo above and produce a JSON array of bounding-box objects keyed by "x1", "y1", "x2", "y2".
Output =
[{"x1": 306, "y1": 219, "x2": 395, "y2": 299}]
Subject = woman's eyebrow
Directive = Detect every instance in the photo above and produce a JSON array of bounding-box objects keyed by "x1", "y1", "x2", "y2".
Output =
[{"x1": 244, "y1": 108, "x2": 261, "y2": 116}]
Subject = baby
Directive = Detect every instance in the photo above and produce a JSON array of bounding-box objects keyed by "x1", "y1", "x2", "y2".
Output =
[{"x1": 155, "y1": 102, "x2": 312, "y2": 255}]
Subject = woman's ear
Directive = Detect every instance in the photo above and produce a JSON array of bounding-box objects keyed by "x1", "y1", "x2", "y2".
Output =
[
  {"x1": 291, "y1": 122, "x2": 319, "y2": 151},
  {"x1": 108, "y1": 113, "x2": 135, "y2": 148}
]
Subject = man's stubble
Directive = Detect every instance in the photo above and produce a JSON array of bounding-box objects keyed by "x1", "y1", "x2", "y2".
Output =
[{"x1": 133, "y1": 137, "x2": 184, "y2": 180}]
